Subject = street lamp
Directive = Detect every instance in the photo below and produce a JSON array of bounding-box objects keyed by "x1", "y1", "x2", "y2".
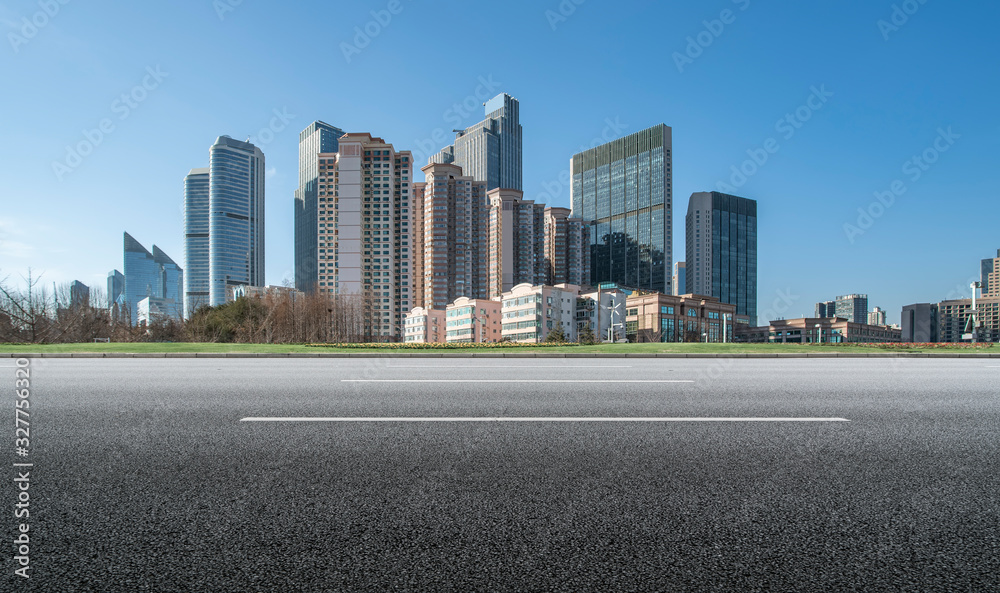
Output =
[
  {"x1": 815, "y1": 323, "x2": 822, "y2": 344},
  {"x1": 702, "y1": 332, "x2": 708, "y2": 343}
]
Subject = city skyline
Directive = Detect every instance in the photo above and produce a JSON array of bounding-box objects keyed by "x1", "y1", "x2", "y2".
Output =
[{"x1": 2, "y1": 2, "x2": 998, "y2": 325}]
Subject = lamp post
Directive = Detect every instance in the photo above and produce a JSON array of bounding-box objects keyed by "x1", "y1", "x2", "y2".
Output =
[{"x1": 815, "y1": 323, "x2": 822, "y2": 344}]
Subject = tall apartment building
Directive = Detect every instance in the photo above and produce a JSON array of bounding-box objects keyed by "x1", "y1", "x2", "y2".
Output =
[
  {"x1": 543, "y1": 207, "x2": 589, "y2": 287},
  {"x1": 107, "y1": 269, "x2": 124, "y2": 309},
  {"x1": 901, "y1": 303, "x2": 939, "y2": 342},
  {"x1": 835, "y1": 294, "x2": 869, "y2": 324},
  {"x1": 193, "y1": 136, "x2": 266, "y2": 307},
  {"x1": 868, "y1": 307, "x2": 887, "y2": 326},
  {"x1": 315, "y1": 133, "x2": 414, "y2": 338},
  {"x1": 672, "y1": 262, "x2": 686, "y2": 296},
  {"x1": 430, "y1": 93, "x2": 522, "y2": 190},
  {"x1": 487, "y1": 188, "x2": 545, "y2": 299},
  {"x1": 686, "y1": 191, "x2": 758, "y2": 325},
  {"x1": 571, "y1": 124, "x2": 672, "y2": 294},
  {"x1": 123, "y1": 232, "x2": 183, "y2": 325},
  {"x1": 501, "y1": 283, "x2": 580, "y2": 343},
  {"x1": 410, "y1": 162, "x2": 489, "y2": 310},
  {"x1": 295, "y1": 121, "x2": 345, "y2": 292},
  {"x1": 183, "y1": 167, "x2": 210, "y2": 317},
  {"x1": 983, "y1": 249, "x2": 1000, "y2": 297}
]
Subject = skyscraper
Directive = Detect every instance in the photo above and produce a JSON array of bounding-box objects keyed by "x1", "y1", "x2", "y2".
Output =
[
  {"x1": 183, "y1": 167, "x2": 210, "y2": 317},
  {"x1": 430, "y1": 93, "x2": 522, "y2": 190},
  {"x1": 315, "y1": 133, "x2": 413, "y2": 338},
  {"x1": 672, "y1": 262, "x2": 686, "y2": 296},
  {"x1": 69, "y1": 280, "x2": 89, "y2": 308},
  {"x1": 685, "y1": 191, "x2": 757, "y2": 325},
  {"x1": 410, "y1": 162, "x2": 489, "y2": 309},
  {"x1": 815, "y1": 300, "x2": 836, "y2": 318},
  {"x1": 983, "y1": 249, "x2": 1000, "y2": 297},
  {"x1": 487, "y1": 188, "x2": 545, "y2": 299},
  {"x1": 296, "y1": 121, "x2": 345, "y2": 292},
  {"x1": 107, "y1": 269, "x2": 124, "y2": 309},
  {"x1": 835, "y1": 294, "x2": 869, "y2": 324},
  {"x1": 208, "y1": 136, "x2": 265, "y2": 306},
  {"x1": 542, "y1": 206, "x2": 589, "y2": 287},
  {"x1": 868, "y1": 307, "x2": 887, "y2": 326},
  {"x1": 123, "y1": 232, "x2": 183, "y2": 325},
  {"x1": 571, "y1": 124, "x2": 672, "y2": 294}
]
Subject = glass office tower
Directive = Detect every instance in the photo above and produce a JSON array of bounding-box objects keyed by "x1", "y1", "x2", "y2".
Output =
[
  {"x1": 155, "y1": 246, "x2": 184, "y2": 306},
  {"x1": 123, "y1": 233, "x2": 182, "y2": 325},
  {"x1": 685, "y1": 191, "x2": 757, "y2": 325},
  {"x1": 183, "y1": 167, "x2": 210, "y2": 317},
  {"x1": 107, "y1": 269, "x2": 124, "y2": 309},
  {"x1": 208, "y1": 136, "x2": 265, "y2": 306},
  {"x1": 431, "y1": 93, "x2": 522, "y2": 191},
  {"x1": 295, "y1": 121, "x2": 345, "y2": 292},
  {"x1": 570, "y1": 124, "x2": 672, "y2": 294}
]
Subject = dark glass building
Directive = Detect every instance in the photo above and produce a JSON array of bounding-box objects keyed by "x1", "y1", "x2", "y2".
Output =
[
  {"x1": 184, "y1": 167, "x2": 210, "y2": 317},
  {"x1": 686, "y1": 191, "x2": 757, "y2": 325},
  {"x1": 570, "y1": 124, "x2": 672, "y2": 294},
  {"x1": 295, "y1": 121, "x2": 344, "y2": 292}
]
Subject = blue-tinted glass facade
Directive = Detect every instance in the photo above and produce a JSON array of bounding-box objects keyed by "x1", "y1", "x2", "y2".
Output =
[
  {"x1": 570, "y1": 124, "x2": 672, "y2": 294},
  {"x1": 685, "y1": 192, "x2": 757, "y2": 324},
  {"x1": 209, "y1": 136, "x2": 265, "y2": 306},
  {"x1": 431, "y1": 93, "x2": 522, "y2": 191},
  {"x1": 123, "y1": 233, "x2": 183, "y2": 324},
  {"x1": 107, "y1": 269, "x2": 124, "y2": 309},
  {"x1": 295, "y1": 121, "x2": 344, "y2": 292},
  {"x1": 184, "y1": 168, "x2": 210, "y2": 317}
]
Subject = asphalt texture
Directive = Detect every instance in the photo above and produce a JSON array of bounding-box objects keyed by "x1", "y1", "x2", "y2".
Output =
[{"x1": 4, "y1": 358, "x2": 1000, "y2": 592}]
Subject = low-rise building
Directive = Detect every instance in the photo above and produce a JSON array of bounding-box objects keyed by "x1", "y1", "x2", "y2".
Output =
[
  {"x1": 938, "y1": 296, "x2": 1000, "y2": 343},
  {"x1": 136, "y1": 297, "x2": 183, "y2": 326},
  {"x1": 446, "y1": 298, "x2": 502, "y2": 343},
  {"x1": 501, "y1": 283, "x2": 580, "y2": 343},
  {"x1": 736, "y1": 317, "x2": 901, "y2": 343},
  {"x1": 577, "y1": 285, "x2": 630, "y2": 342},
  {"x1": 403, "y1": 307, "x2": 446, "y2": 343},
  {"x1": 625, "y1": 293, "x2": 738, "y2": 343}
]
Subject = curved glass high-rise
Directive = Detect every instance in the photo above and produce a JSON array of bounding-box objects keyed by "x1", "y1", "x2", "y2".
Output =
[
  {"x1": 184, "y1": 167, "x2": 210, "y2": 317},
  {"x1": 208, "y1": 136, "x2": 265, "y2": 306}
]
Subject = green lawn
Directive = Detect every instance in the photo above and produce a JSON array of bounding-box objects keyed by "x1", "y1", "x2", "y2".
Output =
[{"x1": 0, "y1": 342, "x2": 994, "y2": 354}]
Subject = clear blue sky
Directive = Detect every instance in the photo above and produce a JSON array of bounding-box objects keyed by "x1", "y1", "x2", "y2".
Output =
[{"x1": 2, "y1": 0, "x2": 998, "y2": 324}]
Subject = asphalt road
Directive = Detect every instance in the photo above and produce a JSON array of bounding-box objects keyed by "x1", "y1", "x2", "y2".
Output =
[{"x1": 4, "y1": 358, "x2": 999, "y2": 592}]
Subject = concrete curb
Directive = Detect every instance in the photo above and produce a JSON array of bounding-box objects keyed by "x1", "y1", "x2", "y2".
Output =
[{"x1": 2, "y1": 351, "x2": 998, "y2": 359}]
